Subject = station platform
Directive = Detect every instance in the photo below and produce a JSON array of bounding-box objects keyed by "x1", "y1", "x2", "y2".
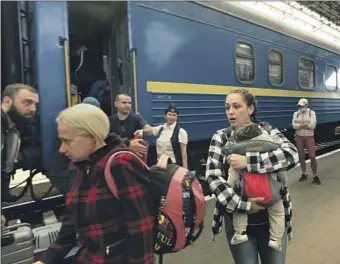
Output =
[
  {"x1": 158, "y1": 149, "x2": 340, "y2": 264},
  {"x1": 6, "y1": 149, "x2": 340, "y2": 263}
]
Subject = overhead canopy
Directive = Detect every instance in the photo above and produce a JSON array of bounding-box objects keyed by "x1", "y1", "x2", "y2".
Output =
[
  {"x1": 298, "y1": 1, "x2": 340, "y2": 27},
  {"x1": 235, "y1": 1, "x2": 340, "y2": 49}
]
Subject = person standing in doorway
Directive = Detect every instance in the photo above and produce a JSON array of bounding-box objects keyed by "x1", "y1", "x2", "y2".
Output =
[
  {"x1": 109, "y1": 93, "x2": 151, "y2": 157},
  {"x1": 292, "y1": 98, "x2": 320, "y2": 185},
  {"x1": 134, "y1": 105, "x2": 188, "y2": 169}
]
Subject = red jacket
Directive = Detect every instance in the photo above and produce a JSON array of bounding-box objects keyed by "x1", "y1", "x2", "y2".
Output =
[{"x1": 41, "y1": 135, "x2": 155, "y2": 264}]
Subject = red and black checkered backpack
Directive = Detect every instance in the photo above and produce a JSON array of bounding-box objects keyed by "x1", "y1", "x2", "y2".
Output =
[{"x1": 104, "y1": 150, "x2": 206, "y2": 263}]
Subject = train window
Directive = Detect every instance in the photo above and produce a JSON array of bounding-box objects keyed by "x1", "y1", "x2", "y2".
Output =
[
  {"x1": 298, "y1": 57, "x2": 315, "y2": 89},
  {"x1": 324, "y1": 65, "x2": 337, "y2": 91},
  {"x1": 268, "y1": 50, "x2": 283, "y2": 86},
  {"x1": 235, "y1": 42, "x2": 255, "y2": 83}
]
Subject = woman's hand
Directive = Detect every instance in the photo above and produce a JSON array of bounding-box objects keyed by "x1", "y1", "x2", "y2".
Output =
[
  {"x1": 227, "y1": 154, "x2": 248, "y2": 169},
  {"x1": 249, "y1": 197, "x2": 265, "y2": 213},
  {"x1": 133, "y1": 130, "x2": 143, "y2": 138}
]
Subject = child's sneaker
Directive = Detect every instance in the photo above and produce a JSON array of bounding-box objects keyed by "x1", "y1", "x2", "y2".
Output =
[
  {"x1": 231, "y1": 232, "x2": 248, "y2": 245},
  {"x1": 268, "y1": 239, "x2": 282, "y2": 251}
]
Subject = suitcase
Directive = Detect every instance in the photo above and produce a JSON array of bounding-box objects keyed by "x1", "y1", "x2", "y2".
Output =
[
  {"x1": 1, "y1": 223, "x2": 34, "y2": 264},
  {"x1": 33, "y1": 222, "x2": 61, "y2": 252},
  {"x1": 32, "y1": 222, "x2": 79, "y2": 262}
]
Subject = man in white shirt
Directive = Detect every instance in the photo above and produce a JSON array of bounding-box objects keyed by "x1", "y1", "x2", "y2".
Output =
[
  {"x1": 292, "y1": 98, "x2": 320, "y2": 185},
  {"x1": 135, "y1": 105, "x2": 188, "y2": 168}
]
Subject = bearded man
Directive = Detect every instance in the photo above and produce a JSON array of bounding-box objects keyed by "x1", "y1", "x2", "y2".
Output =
[{"x1": 1, "y1": 83, "x2": 39, "y2": 202}]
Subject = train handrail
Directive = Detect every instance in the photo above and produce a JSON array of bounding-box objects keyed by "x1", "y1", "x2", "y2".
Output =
[
  {"x1": 62, "y1": 38, "x2": 72, "y2": 107},
  {"x1": 131, "y1": 48, "x2": 139, "y2": 113}
]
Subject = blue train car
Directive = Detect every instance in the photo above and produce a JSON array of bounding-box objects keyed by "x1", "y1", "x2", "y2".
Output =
[{"x1": 4, "y1": 1, "x2": 340, "y2": 170}]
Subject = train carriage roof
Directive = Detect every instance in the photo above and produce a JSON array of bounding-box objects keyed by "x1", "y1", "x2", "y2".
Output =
[{"x1": 197, "y1": 1, "x2": 340, "y2": 55}]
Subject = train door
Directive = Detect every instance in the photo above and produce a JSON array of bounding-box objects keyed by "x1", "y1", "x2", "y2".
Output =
[{"x1": 108, "y1": 15, "x2": 131, "y2": 113}]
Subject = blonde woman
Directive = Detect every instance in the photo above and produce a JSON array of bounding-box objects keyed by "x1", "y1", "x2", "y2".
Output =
[{"x1": 35, "y1": 104, "x2": 154, "y2": 264}]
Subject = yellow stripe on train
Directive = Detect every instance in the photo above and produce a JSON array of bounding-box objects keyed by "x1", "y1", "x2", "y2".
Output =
[{"x1": 147, "y1": 81, "x2": 340, "y2": 99}]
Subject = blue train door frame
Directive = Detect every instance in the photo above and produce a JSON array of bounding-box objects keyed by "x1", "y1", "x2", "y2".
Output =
[
  {"x1": 127, "y1": 2, "x2": 139, "y2": 114},
  {"x1": 33, "y1": 1, "x2": 69, "y2": 169},
  {"x1": 126, "y1": 2, "x2": 146, "y2": 117},
  {"x1": 107, "y1": 14, "x2": 132, "y2": 113}
]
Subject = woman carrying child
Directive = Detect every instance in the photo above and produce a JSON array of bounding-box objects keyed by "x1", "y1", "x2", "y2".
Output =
[{"x1": 205, "y1": 88, "x2": 299, "y2": 264}]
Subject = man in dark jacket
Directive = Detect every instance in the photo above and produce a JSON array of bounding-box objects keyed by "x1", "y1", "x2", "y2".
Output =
[
  {"x1": 109, "y1": 93, "x2": 150, "y2": 157},
  {"x1": 1, "y1": 83, "x2": 39, "y2": 202}
]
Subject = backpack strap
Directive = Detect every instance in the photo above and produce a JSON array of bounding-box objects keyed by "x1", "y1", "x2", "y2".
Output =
[
  {"x1": 104, "y1": 151, "x2": 147, "y2": 199},
  {"x1": 225, "y1": 127, "x2": 232, "y2": 137},
  {"x1": 104, "y1": 150, "x2": 171, "y2": 199},
  {"x1": 157, "y1": 126, "x2": 164, "y2": 139}
]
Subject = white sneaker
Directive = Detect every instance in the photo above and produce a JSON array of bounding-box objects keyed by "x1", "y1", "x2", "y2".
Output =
[
  {"x1": 231, "y1": 233, "x2": 248, "y2": 245},
  {"x1": 268, "y1": 239, "x2": 282, "y2": 252}
]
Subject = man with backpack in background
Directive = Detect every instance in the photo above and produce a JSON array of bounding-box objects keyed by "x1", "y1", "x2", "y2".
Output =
[{"x1": 292, "y1": 98, "x2": 320, "y2": 185}]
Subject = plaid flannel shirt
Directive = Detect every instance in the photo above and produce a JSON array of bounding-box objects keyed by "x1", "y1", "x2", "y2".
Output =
[
  {"x1": 41, "y1": 135, "x2": 154, "y2": 264},
  {"x1": 205, "y1": 123, "x2": 298, "y2": 241}
]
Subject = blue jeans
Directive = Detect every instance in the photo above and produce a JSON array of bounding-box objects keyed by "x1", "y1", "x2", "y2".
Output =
[{"x1": 225, "y1": 217, "x2": 287, "y2": 264}]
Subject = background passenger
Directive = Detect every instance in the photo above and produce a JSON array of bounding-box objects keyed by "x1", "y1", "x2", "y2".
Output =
[
  {"x1": 134, "y1": 105, "x2": 188, "y2": 168},
  {"x1": 292, "y1": 98, "x2": 320, "y2": 185},
  {"x1": 82, "y1": 96, "x2": 101, "y2": 107},
  {"x1": 206, "y1": 88, "x2": 298, "y2": 264},
  {"x1": 70, "y1": 43, "x2": 108, "y2": 104},
  {"x1": 109, "y1": 93, "x2": 150, "y2": 157},
  {"x1": 1, "y1": 83, "x2": 39, "y2": 202},
  {"x1": 35, "y1": 103, "x2": 154, "y2": 264}
]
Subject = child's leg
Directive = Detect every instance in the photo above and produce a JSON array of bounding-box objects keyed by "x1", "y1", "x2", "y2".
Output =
[
  {"x1": 226, "y1": 167, "x2": 238, "y2": 188},
  {"x1": 268, "y1": 200, "x2": 285, "y2": 240},
  {"x1": 227, "y1": 167, "x2": 249, "y2": 245},
  {"x1": 231, "y1": 213, "x2": 249, "y2": 245},
  {"x1": 233, "y1": 213, "x2": 248, "y2": 235},
  {"x1": 268, "y1": 200, "x2": 285, "y2": 251}
]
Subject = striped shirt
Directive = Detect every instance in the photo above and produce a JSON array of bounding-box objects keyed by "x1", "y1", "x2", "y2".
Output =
[{"x1": 205, "y1": 122, "x2": 298, "y2": 241}]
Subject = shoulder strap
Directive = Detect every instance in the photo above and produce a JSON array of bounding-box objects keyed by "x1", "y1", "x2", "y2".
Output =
[
  {"x1": 172, "y1": 122, "x2": 181, "y2": 140},
  {"x1": 104, "y1": 151, "x2": 171, "y2": 199},
  {"x1": 157, "y1": 126, "x2": 164, "y2": 138},
  {"x1": 225, "y1": 127, "x2": 232, "y2": 137}
]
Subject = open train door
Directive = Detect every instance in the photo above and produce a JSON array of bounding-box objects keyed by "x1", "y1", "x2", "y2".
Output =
[
  {"x1": 30, "y1": 1, "x2": 69, "y2": 170},
  {"x1": 107, "y1": 2, "x2": 137, "y2": 114}
]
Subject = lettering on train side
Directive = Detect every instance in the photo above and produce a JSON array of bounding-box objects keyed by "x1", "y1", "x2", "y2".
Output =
[{"x1": 156, "y1": 95, "x2": 172, "y2": 100}]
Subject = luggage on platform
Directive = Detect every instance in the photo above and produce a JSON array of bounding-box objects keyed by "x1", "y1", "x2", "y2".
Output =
[{"x1": 1, "y1": 223, "x2": 34, "y2": 264}]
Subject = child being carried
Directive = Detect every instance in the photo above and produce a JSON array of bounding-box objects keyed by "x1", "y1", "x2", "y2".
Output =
[{"x1": 223, "y1": 123, "x2": 287, "y2": 252}]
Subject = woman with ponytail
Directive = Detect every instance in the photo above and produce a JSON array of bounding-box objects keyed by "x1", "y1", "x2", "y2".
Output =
[{"x1": 205, "y1": 88, "x2": 299, "y2": 264}]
